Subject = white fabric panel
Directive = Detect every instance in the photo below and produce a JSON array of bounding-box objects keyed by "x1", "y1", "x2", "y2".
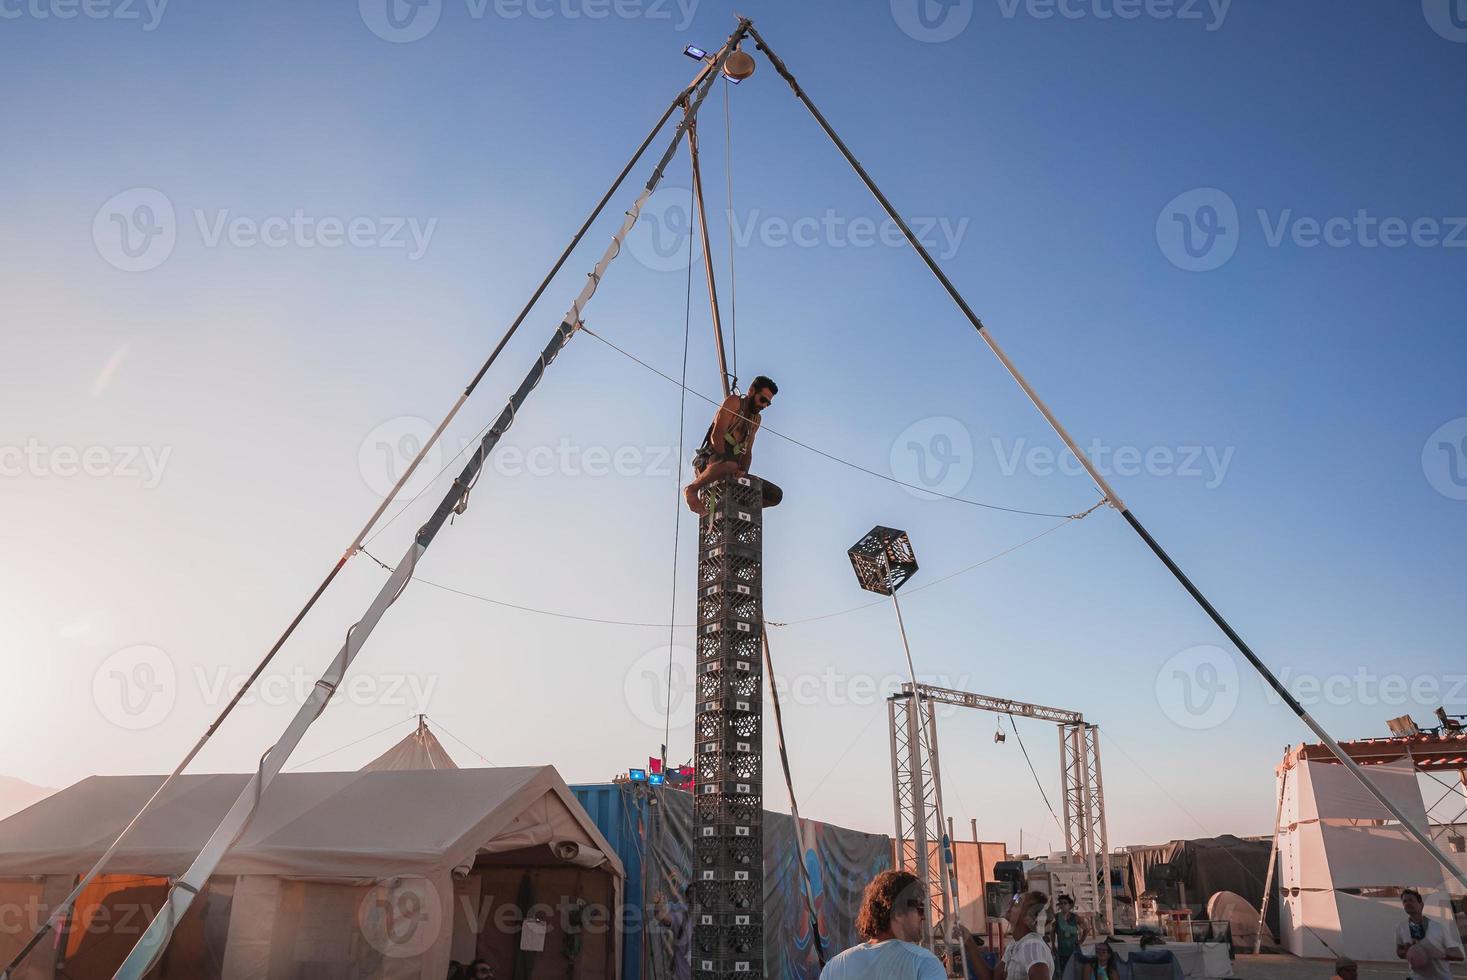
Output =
[
  {"x1": 1296, "y1": 760, "x2": 1426, "y2": 823},
  {"x1": 221, "y1": 875, "x2": 281, "y2": 980},
  {"x1": 1317, "y1": 822, "x2": 1452, "y2": 888}
]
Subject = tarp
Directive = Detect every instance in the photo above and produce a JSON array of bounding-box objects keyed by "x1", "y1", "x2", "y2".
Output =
[
  {"x1": 572, "y1": 784, "x2": 891, "y2": 980},
  {"x1": 1123, "y1": 835, "x2": 1273, "y2": 919},
  {"x1": 0, "y1": 767, "x2": 621, "y2": 880}
]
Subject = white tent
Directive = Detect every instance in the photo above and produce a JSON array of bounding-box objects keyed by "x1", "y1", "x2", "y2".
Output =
[
  {"x1": 1278, "y1": 759, "x2": 1463, "y2": 961},
  {"x1": 0, "y1": 766, "x2": 624, "y2": 980},
  {"x1": 361, "y1": 717, "x2": 459, "y2": 772}
]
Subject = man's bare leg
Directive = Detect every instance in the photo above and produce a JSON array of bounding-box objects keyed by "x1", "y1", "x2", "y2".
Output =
[{"x1": 684, "y1": 460, "x2": 740, "y2": 516}]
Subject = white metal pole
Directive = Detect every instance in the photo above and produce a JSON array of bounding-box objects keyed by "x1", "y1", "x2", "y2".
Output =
[{"x1": 1254, "y1": 766, "x2": 1289, "y2": 954}]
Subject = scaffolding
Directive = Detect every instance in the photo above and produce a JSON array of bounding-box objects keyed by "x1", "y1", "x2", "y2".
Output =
[{"x1": 889, "y1": 682, "x2": 1115, "y2": 940}]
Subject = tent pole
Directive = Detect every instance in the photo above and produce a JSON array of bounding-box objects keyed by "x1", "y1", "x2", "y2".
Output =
[
  {"x1": 0, "y1": 44, "x2": 730, "y2": 980},
  {"x1": 102, "y1": 24, "x2": 754, "y2": 980},
  {"x1": 687, "y1": 117, "x2": 733, "y2": 398},
  {"x1": 744, "y1": 21, "x2": 1467, "y2": 894},
  {"x1": 1254, "y1": 762, "x2": 1289, "y2": 954}
]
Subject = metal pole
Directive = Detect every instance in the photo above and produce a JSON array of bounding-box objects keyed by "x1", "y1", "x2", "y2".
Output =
[
  {"x1": 1254, "y1": 766, "x2": 1289, "y2": 954},
  {"x1": 0, "y1": 36, "x2": 725, "y2": 980},
  {"x1": 1089, "y1": 726, "x2": 1114, "y2": 937},
  {"x1": 105, "y1": 25, "x2": 756, "y2": 980},
  {"x1": 928, "y1": 700, "x2": 968, "y2": 980},
  {"x1": 890, "y1": 697, "x2": 907, "y2": 870},
  {"x1": 744, "y1": 22, "x2": 1467, "y2": 894},
  {"x1": 1075, "y1": 726, "x2": 1100, "y2": 934},
  {"x1": 1059, "y1": 726, "x2": 1076, "y2": 856},
  {"x1": 905, "y1": 693, "x2": 935, "y2": 950},
  {"x1": 687, "y1": 118, "x2": 733, "y2": 398}
]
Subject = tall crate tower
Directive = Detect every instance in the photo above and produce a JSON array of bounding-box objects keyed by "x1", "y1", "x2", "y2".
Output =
[{"x1": 692, "y1": 474, "x2": 765, "y2": 979}]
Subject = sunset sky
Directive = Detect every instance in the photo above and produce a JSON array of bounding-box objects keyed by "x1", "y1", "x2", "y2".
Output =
[{"x1": 2, "y1": 0, "x2": 1466, "y2": 852}]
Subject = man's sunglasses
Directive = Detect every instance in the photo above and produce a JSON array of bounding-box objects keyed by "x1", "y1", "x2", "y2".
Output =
[{"x1": 905, "y1": 899, "x2": 926, "y2": 915}]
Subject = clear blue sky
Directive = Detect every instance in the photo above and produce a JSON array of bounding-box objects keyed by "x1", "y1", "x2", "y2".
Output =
[{"x1": 2, "y1": 0, "x2": 1466, "y2": 850}]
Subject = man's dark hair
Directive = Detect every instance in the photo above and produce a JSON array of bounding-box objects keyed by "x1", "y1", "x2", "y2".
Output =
[
  {"x1": 855, "y1": 870, "x2": 921, "y2": 939},
  {"x1": 750, "y1": 376, "x2": 778, "y2": 396},
  {"x1": 1402, "y1": 887, "x2": 1424, "y2": 903}
]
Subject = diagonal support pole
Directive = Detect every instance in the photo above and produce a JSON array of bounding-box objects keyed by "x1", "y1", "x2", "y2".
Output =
[
  {"x1": 105, "y1": 22, "x2": 754, "y2": 980},
  {"x1": 743, "y1": 21, "x2": 1467, "y2": 894}
]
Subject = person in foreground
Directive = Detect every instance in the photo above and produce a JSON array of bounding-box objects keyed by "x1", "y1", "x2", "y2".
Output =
[
  {"x1": 820, "y1": 869, "x2": 948, "y2": 980},
  {"x1": 683, "y1": 376, "x2": 776, "y2": 516},
  {"x1": 1396, "y1": 887, "x2": 1464, "y2": 980},
  {"x1": 971, "y1": 891, "x2": 1054, "y2": 980}
]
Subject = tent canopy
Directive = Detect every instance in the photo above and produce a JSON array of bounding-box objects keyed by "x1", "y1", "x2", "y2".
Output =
[{"x1": 0, "y1": 766, "x2": 623, "y2": 880}]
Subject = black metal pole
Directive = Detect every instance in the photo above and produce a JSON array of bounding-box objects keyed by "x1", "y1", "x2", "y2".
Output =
[{"x1": 744, "y1": 22, "x2": 1467, "y2": 891}]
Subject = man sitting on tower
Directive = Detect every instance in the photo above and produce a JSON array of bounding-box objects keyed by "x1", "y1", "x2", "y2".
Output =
[{"x1": 684, "y1": 375, "x2": 777, "y2": 516}]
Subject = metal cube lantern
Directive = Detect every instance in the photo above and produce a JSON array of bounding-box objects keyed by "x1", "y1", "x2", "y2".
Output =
[{"x1": 848, "y1": 525, "x2": 918, "y2": 595}]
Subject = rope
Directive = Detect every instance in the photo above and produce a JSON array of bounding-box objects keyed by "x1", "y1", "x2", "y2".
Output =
[
  {"x1": 285, "y1": 715, "x2": 418, "y2": 771},
  {"x1": 367, "y1": 512, "x2": 1090, "y2": 631},
  {"x1": 723, "y1": 77, "x2": 738, "y2": 387},
  {"x1": 578, "y1": 325, "x2": 1091, "y2": 520},
  {"x1": 1006, "y1": 714, "x2": 1067, "y2": 841},
  {"x1": 424, "y1": 714, "x2": 501, "y2": 767},
  {"x1": 664, "y1": 181, "x2": 697, "y2": 756}
]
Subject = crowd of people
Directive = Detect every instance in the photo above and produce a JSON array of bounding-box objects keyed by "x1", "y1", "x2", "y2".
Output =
[{"x1": 819, "y1": 870, "x2": 1465, "y2": 980}]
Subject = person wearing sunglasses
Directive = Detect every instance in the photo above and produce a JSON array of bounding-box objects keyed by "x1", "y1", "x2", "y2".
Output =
[
  {"x1": 684, "y1": 376, "x2": 777, "y2": 516},
  {"x1": 820, "y1": 870, "x2": 947, "y2": 979}
]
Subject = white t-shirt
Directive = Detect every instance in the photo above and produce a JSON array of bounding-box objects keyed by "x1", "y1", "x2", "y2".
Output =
[
  {"x1": 822, "y1": 939, "x2": 948, "y2": 980},
  {"x1": 1396, "y1": 917, "x2": 1464, "y2": 980},
  {"x1": 1002, "y1": 933, "x2": 1055, "y2": 980}
]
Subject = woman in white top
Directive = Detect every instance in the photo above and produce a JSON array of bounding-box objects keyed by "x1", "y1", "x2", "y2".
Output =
[{"x1": 971, "y1": 891, "x2": 1054, "y2": 980}]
